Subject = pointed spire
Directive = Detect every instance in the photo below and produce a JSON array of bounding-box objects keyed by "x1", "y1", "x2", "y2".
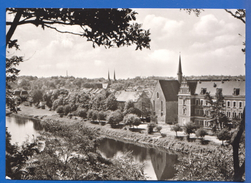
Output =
[
  {"x1": 114, "y1": 70, "x2": 116, "y2": 81},
  {"x1": 108, "y1": 70, "x2": 111, "y2": 81},
  {"x1": 177, "y1": 53, "x2": 183, "y2": 83}
]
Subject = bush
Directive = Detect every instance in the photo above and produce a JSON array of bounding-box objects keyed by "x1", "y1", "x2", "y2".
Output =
[
  {"x1": 78, "y1": 109, "x2": 87, "y2": 119},
  {"x1": 156, "y1": 126, "x2": 162, "y2": 133},
  {"x1": 147, "y1": 122, "x2": 156, "y2": 134},
  {"x1": 171, "y1": 124, "x2": 183, "y2": 137},
  {"x1": 87, "y1": 109, "x2": 93, "y2": 119},
  {"x1": 107, "y1": 110, "x2": 123, "y2": 127},
  {"x1": 195, "y1": 128, "x2": 208, "y2": 140},
  {"x1": 64, "y1": 105, "x2": 71, "y2": 115},
  {"x1": 92, "y1": 110, "x2": 98, "y2": 121},
  {"x1": 56, "y1": 105, "x2": 64, "y2": 114},
  {"x1": 123, "y1": 114, "x2": 141, "y2": 128},
  {"x1": 97, "y1": 111, "x2": 106, "y2": 121},
  {"x1": 217, "y1": 128, "x2": 232, "y2": 145},
  {"x1": 183, "y1": 122, "x2": 199, "y2": 139}
]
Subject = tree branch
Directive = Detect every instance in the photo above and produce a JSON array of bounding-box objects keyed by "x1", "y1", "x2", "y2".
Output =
[
  {"x1": 44, "y1": 24, "x2": 84, "y2": 36},
  {"x1": 6, "y1": 10, "x2": 22, "y2": 46},
  {"x1": 225, "y1": 9, "x2": 245, "y2": 24}
]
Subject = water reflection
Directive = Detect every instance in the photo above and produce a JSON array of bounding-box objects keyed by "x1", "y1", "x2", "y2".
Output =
[
  {"x1": 6, "y1": 115, "x2": 43, "y2": 145},
  {"x1": 98, "y1": 138, "x2": 178, "y2": 180}
]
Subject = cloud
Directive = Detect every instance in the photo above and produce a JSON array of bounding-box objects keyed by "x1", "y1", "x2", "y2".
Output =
[{"x1": 148, "y1": 49, "x2": 176, "y2": 62}]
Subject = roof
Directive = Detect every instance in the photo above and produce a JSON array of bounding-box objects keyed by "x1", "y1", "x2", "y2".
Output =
[
  {"x1": 159, "y1": 80, "x2": 180, "y2": 101},
  {"x1": 194, "y1": 80, "x2": 245, "y2": 96},
  {"x1": 187, "y1": 81, "x2": 198, "y2": 95},
  {"x1": 116, "y1": 91, "x2": 144, "y2": 102}
]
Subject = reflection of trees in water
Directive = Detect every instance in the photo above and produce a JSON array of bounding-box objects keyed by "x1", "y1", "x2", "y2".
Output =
[
  {"x1": 98, "y1": 138, "x2": 147, "y2": 162},
  {"x1": 149, "y1": 148, "x2": 178, "y2": 180},
  {"x1": 8, "y1": 116, "x2": 43, "y2": 131}
]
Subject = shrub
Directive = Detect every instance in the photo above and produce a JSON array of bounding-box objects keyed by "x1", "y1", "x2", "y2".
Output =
[
  {"x1": 161, "y1": 133, "x2": 167, "y2": 138},
  {"x1": 171, "y1": 124, "x2": 183, "y2": 137},
  {"x1": 56, "y1": 105, "x2": 64, "y2": 114},
  {"x1": 156, "y1": 126, "x2": 162, "y2": 133},
  {"x1": 92, "y1": 110, "x2": 98, "y2": 121},
  {"x1": 87, "y1": 109, "x2": 93, "y2": 119},
  {"x1": 183, "y1": 122, "x2": 199, "y2": 139},
  {"x1": 78, "y1": 109, "x2": 87, "y2": 119},
  {"x1": 217, "y1": 128, "x2": 232, "y2": 145},
  {"x1": 97, "y1": 111, "x2": 106, "y2": 121},
  {"x1": 107, "y1": 110, "x2": 123, "y2": 127},
  {"x1": 147, "y1": 122, "x2": 156, "y2": 134},
  {"x1": 123, "y1": 114, "x2": 141, "y2": 128},
  {"x1": 63, "y1": 105, "x2": 71, "y2": 115},
  {"x1": 195, "y1": 128, "x2": 208, "y2": 140}
]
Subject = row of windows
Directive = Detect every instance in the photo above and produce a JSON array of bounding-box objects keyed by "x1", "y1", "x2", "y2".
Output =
[
  {"x1": 200, "y1": 88, "x2": 241, "y2": 96},
  {"x1": 226, "y1": 101, "x2": 244, "y2": 108}
]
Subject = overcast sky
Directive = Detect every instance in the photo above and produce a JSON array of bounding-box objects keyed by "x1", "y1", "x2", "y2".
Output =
[{"x1": 6, "y1": 9, "x2": 245, "y2": 79}]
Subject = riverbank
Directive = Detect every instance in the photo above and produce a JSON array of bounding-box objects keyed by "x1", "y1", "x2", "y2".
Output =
[{"x1": 12, "y1": 105, "x2": 227, "y2": 155}]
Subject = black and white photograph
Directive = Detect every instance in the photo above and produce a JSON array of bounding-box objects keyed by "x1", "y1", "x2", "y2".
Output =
[{"x1": 6, "y1": 8, "x2": 245, "y2": 181}]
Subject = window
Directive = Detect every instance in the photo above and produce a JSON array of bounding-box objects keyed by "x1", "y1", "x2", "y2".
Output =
[
  {"x1": 200, "y1": 100, "x2": 203, "y2": 106},
  {"x1": 183, "y1": 108, "x2": 186, "y2": 115},
  {"x1": 239, "y1": 102, "x2": 242, "y2": 108},
  {"x1": 196, "y1": 99, "x2": 199, "y2": 105},
  {"x1": 227, "y1": 101, "x2": 231, "y2": 107},
  {"x1": 153, "y1": 100, "x2": 155, "y2": 112},
  {"x1": 233, "y1": 88, "x2": 240, "y2": 96},
  {"x1": 201, "y1": 88, "x2": 207, "y2": 95},
  {"x1": 161, "y1": 101, "x2": 163, "y2": 111},
  {"x1": 157, "y1": 92, "x2": 159, "y2": 98},
  {"x1": 233, "y1": 101, "x2": 236, "y2": 108}
]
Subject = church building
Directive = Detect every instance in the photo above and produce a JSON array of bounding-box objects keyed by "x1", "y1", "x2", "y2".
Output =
[{"x1": 151, "y1": 55, "x2": 245, "y2": 126}]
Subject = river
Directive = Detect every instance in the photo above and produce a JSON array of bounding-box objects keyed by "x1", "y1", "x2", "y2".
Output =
[{"x1": 6, "y1": 115, "x2": 179, "y2": 180}]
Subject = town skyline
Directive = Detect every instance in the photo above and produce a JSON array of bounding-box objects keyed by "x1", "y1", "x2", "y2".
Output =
[{"x1": 6, "y1": 9, "x2": 245, "y2": 79}]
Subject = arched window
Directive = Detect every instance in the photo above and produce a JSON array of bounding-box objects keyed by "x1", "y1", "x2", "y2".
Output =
[{"x1": 157, "y1": 92, "x2": 159, "y2": 98}]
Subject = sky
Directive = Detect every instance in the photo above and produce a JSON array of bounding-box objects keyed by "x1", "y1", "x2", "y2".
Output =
[{"x1": 6, "y1": 9, "x2": 245, "y2": 79}]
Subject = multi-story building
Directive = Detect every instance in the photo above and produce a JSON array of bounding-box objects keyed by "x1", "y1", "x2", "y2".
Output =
[{"x1": 151, "y1": 55, "x2": 245, "y2": 127}]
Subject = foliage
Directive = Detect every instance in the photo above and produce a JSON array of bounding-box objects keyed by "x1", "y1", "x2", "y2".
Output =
[
  {"x1": 123, "y1": 114, "x2": 141, "y2": 128},
  {"x1": 105, "y1": 94, "x2": 118, "y2": 111},
  {"x1": 6, "y1": 8, "x2": 150, "y2": 50},
  {"x1": 87, "y1": 109, "x2": 93, "y2": 119},
  {"x1": 123, "y1": 100, "x2": 134, "y2": 113},
  {"x1": 31, "y1": 89, "x2": 43, "y2": 105},
  {"x1": 56, "y1": 105, "x2": 64, "y2": 114},
  {"x1": 6, "y1": 56, "x2": 23, "y2": 112},
  {"x1": 6, "y1": 128, "x2": 39, "y2": 180},
  {"x1": 97, "y1": 111, "x2": 106, "y2": 121},
  {"x1": 63, "y1": 105, "x2": 71, "y2": 115},
  {"x1": 195, "y1": 128, "x2": 208, "y2": 139},
  {"x1": 147, "y1": 122, "x2": 156, "y2": 134},
  {"x1": 183, "y1": 122, "x2": 198, "y2": 139},
  {"x1": 174, "y1": 149, "x2": 234, "y2": 181},
  {"x1": 107, "y1": 110, "x2": 123, "y2": 127},
  {"x1": 155, "y1": 126, "x2": 162, "y2": 133},
  {"x1": 217, "y1": 128, "x2": 232, "y2": 145},
  {"x1": 52, "y1": 98, "x2": 63, "y2": 110},
  {"x1": 171, "y1": 124, "x2": 183, "y2": 137},
  {"x1": 92, "y1": 110, "x2": 98, "y2": 121},
  {"x1": 78, "y1": 109, "x2": 87, "y2": 119},
  {"x1": 124, "y1": 107, "x2": 142, "y2": 117}
]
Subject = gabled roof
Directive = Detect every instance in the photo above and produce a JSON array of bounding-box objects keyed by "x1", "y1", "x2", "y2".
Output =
[
  {"x1": 187, "y1": 81, "x2": 198, "y2": 95},
  {"x1": 194, "y1": 80, "x2": 245, "y2": 96},
  {"x1": 116, "y1": 91, "x2": 145, "y2": 102},
  {"x1": 159, "y1": 80, "x2": 180, "y2": 101}
]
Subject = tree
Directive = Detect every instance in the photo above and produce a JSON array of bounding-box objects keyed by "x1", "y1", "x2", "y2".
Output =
[
  {"x1": 195, "y1": 128, "x2": 208, "y2": 140},
  {"x1": 78, "y1": 109, "x2": 87, "y2": 119},
  {"x1": 171, "y1": 124, "x2": 183, "y2": 137},
  {"x1": 123, "y1": 114, "x2": 141, "y2": 128},
  {"x1": 217, "y1": 128, "x2": 231, "y2": 145},
  {"x1": 56, "y1": 105, "x2": 64, "y2": 114},
  {"x1": 204, "y1": 91, "x2": 228, "y2": 131},
  {"x1": 31, "y1": 89, "x2": 43, "y2": 105},
  {"x1": 63, "y1": 105, "x2": 71, "y2": 116},
  {"x1": 97, "y1": 111, "x2": 106, "y2": 121},
  {"x1": 107, "y1": 110, "x2": 123, "y2": 127},
  {"x1": 105, "y1": 94, "x2": 118, "y2": 111},
  {"x1": 183, "y1": 122, "x2": 198, "y2": 139},
  {"x1": 6, "y1": 8, "x2": 150, "y2": 50}
]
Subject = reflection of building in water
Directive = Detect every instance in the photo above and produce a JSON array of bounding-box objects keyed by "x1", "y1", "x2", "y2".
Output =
[{"x1": 149, "y1": 148, "x2": 178, "y2": 180}]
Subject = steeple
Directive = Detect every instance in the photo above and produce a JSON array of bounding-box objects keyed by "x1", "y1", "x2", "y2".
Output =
[
  {"x1": 114, "y1": 70, "x2": 116, "y2": 81},
  {"x1": 108, "y1": 70, "x2": 111, "y2": 82},
  {"x1": 177, "y1": 54, "x2": 183, "y2": 83}
]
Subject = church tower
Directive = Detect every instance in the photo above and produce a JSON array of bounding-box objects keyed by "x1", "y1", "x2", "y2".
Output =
[
  {"x1": 114, "y1": 70, "x2": 117, "y2": 82},
  {"x1": 177, "y1": 54, "x2": 183, "y2": 83},
  {"x1": 108, "y1": 71, "x2": 111, "y2": 82}
]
